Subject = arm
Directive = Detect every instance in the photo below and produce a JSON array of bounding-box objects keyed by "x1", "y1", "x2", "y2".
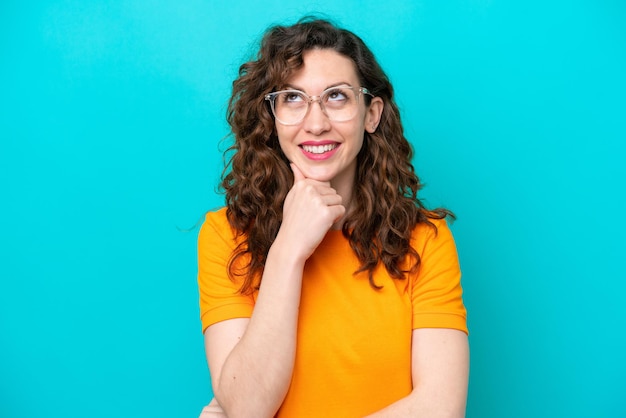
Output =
[
  {"x1": 366, "y1": 328, "x2": 469, "y2": 418},
  {"x1": 204, "y1": 244, "x2": 304, "y2": 417},
  {"x1": 202, "y1": 164, "x2": 345, "y2": 418},
  {"x1": 198, "y1": 398, "x2": 227, "y2": 417}
]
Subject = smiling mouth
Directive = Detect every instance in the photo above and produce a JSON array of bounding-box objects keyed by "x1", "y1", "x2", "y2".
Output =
[{"x1": 300, "y1": 143, "x2": 338, "y2": 154}]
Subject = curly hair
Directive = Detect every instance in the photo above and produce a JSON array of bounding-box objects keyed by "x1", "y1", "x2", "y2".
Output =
[{"x1": 221, "y1": 17, "x2": 453, "y2": 293}]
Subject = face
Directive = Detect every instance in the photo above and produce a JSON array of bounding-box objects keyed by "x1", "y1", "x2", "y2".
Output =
[{"x1": 275, "y1": 48, "x2": 383, "y2": 192}]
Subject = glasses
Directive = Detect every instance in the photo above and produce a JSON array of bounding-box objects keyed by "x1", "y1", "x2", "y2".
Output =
[{"x1": 264, "y1": 86, "x2": 373, "y2": 126}]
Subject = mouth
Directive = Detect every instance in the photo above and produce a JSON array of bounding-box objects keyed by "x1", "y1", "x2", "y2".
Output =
[{"x1": 300, "y1": 143, "x2": 339, "y2": 154}]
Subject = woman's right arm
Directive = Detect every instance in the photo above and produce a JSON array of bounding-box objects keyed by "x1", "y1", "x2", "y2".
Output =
[
  {"x1": 203, "y1": 240, "x2": 306, "y2": 417},
  {"x1": 202, "y1": 164, "x2": 345, "y2": 418}
]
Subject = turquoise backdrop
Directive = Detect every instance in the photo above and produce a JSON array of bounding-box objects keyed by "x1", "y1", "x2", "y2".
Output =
[{"x1": 1, "y1": 1, "x2": 625, "y2": 417}]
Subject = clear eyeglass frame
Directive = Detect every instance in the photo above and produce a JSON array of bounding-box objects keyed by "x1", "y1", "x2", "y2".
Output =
[{"x1": 264, "y1": 85, "x2": 373, "y2": 126}]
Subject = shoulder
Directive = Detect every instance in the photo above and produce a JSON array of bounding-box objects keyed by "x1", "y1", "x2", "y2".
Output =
[
  {"x1": 198, "y1": 207, "x2": 242, "y2": 254},
  {"x1": 200, "y1": 207, "x2": 235, "y2": 239},
  {"x1": 201, "y1": 207, "x2": 229, "y2": 233},
  {"x1": 409, "y1": 217, "x2": 466, "y2": 333},
  {"x1": 410, "y1": 217, "x2": 455, "y2": 255}
]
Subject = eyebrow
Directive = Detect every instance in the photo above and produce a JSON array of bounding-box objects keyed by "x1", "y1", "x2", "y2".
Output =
[{"x1": 283, "y1": 81, "x2": 353, "y2": 93}]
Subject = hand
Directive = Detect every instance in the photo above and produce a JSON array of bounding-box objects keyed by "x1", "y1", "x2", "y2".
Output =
[
  {"x1": 198, "y1": 399, "x2": 227, "y2": 417},
  {"x1": 276, "y1": 163, "x2": 345, "y2": 261}
]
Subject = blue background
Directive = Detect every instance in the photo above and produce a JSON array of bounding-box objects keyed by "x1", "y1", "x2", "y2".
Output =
[{"x1": 1, "y1": 1, "x2": 625, "y2": 417}]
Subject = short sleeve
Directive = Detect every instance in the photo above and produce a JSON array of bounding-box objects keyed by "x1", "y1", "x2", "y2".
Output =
[
  {"x1": 411, "y1": 219, "x2": 468, "y2": 334},
  {"x1": 197, "y1": 208, "x2": 254, "y2": 333}
]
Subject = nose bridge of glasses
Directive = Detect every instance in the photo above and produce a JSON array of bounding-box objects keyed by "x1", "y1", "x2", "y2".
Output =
[
  {"x1": 307, "y1": 94, "x2": 324, "y2": 106},
  {"x1": 305, "y1": 94, "x2": 327, "y2": 116}
]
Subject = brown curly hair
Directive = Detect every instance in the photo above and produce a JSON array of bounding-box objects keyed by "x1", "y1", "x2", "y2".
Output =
[{"x1": 221, "y1": 17, "x2": 453, "y2": 293}]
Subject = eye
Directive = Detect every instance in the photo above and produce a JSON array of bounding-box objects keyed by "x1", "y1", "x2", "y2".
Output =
[
  {"x1": 325, "y1": 88, "x2": 348, "y2": 102},
  {"x1": 281, "y1": 91, "x2": 305, "y2": 103}
]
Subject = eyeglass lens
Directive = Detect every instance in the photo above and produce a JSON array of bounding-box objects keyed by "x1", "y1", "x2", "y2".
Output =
[{"x1": 272, "y1": 87, "x2": 360, "y2": 125}]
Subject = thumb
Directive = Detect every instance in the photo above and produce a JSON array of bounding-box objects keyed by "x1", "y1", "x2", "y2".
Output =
[{"x1": 290, "y1": 163, "x2": 306, "y2": 184}]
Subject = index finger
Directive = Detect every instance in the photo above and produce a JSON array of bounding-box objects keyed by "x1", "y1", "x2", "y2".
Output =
[{"x1": 290, "y1": 163, "x2": 306, "y2": 184}]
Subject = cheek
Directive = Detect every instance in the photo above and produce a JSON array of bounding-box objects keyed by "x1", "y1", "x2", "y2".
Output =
[
  {"x1": 277, "y1": 138, "x2": 288, "y2": 155},
  {"x1": 275, "y1": 127, "x2": 295, "y2": 154},
  {"x1": 347, "y1": 121, "x2": 367, "y2": 147},
  {"x1": 355, "y1": 135, "x2": 365, "y2": 154}
]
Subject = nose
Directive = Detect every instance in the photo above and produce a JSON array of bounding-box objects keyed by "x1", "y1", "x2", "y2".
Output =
[{"x1": 302, "y1": 98, "x2": 331, "y2": 135}]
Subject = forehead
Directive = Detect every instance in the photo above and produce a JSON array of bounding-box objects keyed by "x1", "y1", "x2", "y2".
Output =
[{"x1": 284, "y1": 48, "x2": 360, "y2": 91}]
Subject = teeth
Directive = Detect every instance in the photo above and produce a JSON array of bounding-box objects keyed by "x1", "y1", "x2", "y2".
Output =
[{"x1": 301, "y1": 144, "x2": 338, "y2": 154}]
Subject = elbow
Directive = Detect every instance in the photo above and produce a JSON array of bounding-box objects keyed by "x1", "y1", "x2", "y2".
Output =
[
  {"x1": 211, "y1": 381, "x2": 238, "y2": 417},
  {"x1": 213, "y1": 382, "x2": 281, "y2": 418},
  {"x1": 212, "y1": 386, "x2": 242, "y2": 418}
]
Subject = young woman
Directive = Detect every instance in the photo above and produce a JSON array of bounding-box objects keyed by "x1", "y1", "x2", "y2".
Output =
[{"x1": 198, "y1": 17, "x2": 469, "y2": 418}]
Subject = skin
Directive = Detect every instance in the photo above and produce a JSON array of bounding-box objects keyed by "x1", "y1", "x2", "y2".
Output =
[
  {"x1": 200, "y1": 49, "x2": 469, "y2": 418},
  {"x1": 274, "y1": 48, "x2": 383, "y2": 228}
]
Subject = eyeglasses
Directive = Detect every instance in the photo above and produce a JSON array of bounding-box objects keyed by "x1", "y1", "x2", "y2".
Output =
[{"x1": 264, "y1": 86, "x2": 373, "y2": 126}]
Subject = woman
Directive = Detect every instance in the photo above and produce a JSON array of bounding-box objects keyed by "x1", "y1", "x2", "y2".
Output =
[{"x1": 198, "y1": 17, "x2": 469, "y2": 417}]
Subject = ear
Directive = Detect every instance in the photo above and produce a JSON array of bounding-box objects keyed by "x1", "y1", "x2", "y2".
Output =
[{"x1": 364, "y1": 97, "x2": 384, "y2": 133}]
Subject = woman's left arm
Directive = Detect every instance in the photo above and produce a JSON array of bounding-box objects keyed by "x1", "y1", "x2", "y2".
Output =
[{"x1": 366, "y1": 328, "x2": 469, "y2": 418}]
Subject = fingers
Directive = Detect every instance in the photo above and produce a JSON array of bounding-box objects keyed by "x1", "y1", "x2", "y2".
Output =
[
  {"x1": 281, "y1": 163, "x2": 346, "y2": 255},
  {"x1": 287, "y1": 163, "x2": 341, "y2": 206},
  {"x1": 319, "y1": 192, "x2": 343, "y2": 206},
  {"x1": 290, "y1": 163, "x2": 306, "y2": 184},
  {"x1": 199, "y1": 400, "x2": 227, "y2": 417},
  {"x1": 286, "y1": 162, "x2": 344, "y2": 225},
  {"x1": 329, "y1": 202, "x2": 346, "y2": 225}
]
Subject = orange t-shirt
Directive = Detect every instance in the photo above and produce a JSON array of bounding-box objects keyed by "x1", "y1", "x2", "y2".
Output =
[{"x1": 198, "y1": 208, "x2": 467, "y2": 417}]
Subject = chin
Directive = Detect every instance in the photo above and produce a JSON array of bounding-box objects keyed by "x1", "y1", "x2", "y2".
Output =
[{"x1": 303, "y1": 168, "x2": 334, "y2": 182}]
